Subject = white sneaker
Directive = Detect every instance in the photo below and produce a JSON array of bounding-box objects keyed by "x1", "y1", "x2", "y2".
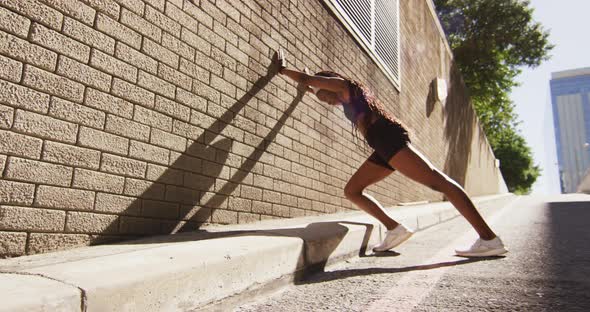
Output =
[
  {"x1": 373, "y1": 224, "x2": 414, "y2": 252},
  {"x1": 455, "y1": 237, "x2": 508, "y2": 257}
]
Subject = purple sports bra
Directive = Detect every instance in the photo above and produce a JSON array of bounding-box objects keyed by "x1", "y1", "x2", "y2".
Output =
[{"x1": 342, "y1": 81, "x2": 370, "y2": 124}]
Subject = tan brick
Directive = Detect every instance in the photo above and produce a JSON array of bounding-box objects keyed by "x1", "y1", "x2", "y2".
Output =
[
  {"x1": 176, "y1": 88, "x2": 206, "y2": 112},
  {"x1": 90, "y1": 49, "x2": 137, "y2": 82},
  {"x1": 120, "y1": 7, "x2": 161, "y2": 42},
  {"x1": 73, "y1": 168, "x2": 125, "y2": 193},
  {"x1": 0, "y1": 0, "x2": 63, "y2": 31},
  {"x1": 211, "y1": 209, "x2": 237, "y2": 224},
  {"x1": 251, "y1": 200, "x2": 272, "y2": 214},
  {"x1": 79, "y1": 0, "x2": 120, "y2": 19},
  {"x1": 146, "y1": 163, "x2": 183, "y2": 185},
  {"x1": 229, "y1": 197, "x2": 252, "y2": 212},
  {"x1": 142, "y1": 199, "x2": 179, "y2": 219},
  {"x1": 43, "y1": 141, "x2": 100, "y2": 169},
  {"x1": 0, "y1": 104, "x2": 13, "y2": 129},
  {"x1": 192, "y1": 80, "x2": 220, "y2": 104},
  {"x1": 115, "y1": 42, "x2": 157, "y2": 75},
  {"x1": 138, "y1": 71, "x2": 175, "y2": 98},
  {"x1": 40, "y1": 0, "x2": 96, "y2": 25},
  {"x1": 31, "y1": 23, "x2": 91, "y2": 63},
  {"x1": 23, "y1": 65, "x2": 84, "y2": 103},
  {"x1": 0, "y1": 130, "x2": 42, "y2": 159},
  {"x1": 211, "y1": 48, "x2": 237, "y2": 72},
  {"x1": 96, "y1": 13, "x2": 141, "y2": 49},
  {"x1": 158, "y1": 64, "x2": 192, "y2": 91},
  {"x1": 0, "y1": 180, "x2": 35, "y2": 205},
  {"x1": 162, "y1": 33, "x2": 194, "y2": 62},
  {"x1": 35, "y1": 185, "x2": 95, "y2": 210},
  {"x1": 179, "y1": 204, "x2": 211, "y2": 222},
  {"x1": 28, "y1": 233, "x2": 91, "y2": 254},
  {"x1": 101, "y1": 154, "x2": 147, "y2": 178},
  {"x1": 50, "y1": 97, "x2": 105, "y2": 129},
  {"x1": 173, "y1": 121, "x2": 204, "y2": 142},
  {"x1": 85, "y1": 88, "x2": 133, "y2": 119},
  {"x1": 200, "y1": 191, "x2": 227, "y2": 209},
  {"x1": 183, "y1": 167, "x2": 215, "y2": 189},
  {"x1": 0, "y1": 54, "x2": 23, "y2": 82},
  {"x1": 181, "y1": 28, "x2": 211, "y2": 55},
  {"x1": 5, "y1": 157, "x2": 72, "y2": 186},
  {"x1": 63, "y1": 17, "x2": 115, "y2": 55},
  {"x1": 57, "y1": 56, "x2": 111, "y2": 92},
  {"x1": 0, "y1": 231, "x2": 27, "y2": 256},
  {"x1": 112, "y1": 0, "x2": 144, "y2": 15},
  {"x1": 129, "y1": 140, "x2": 169, "y2": 165},
  {"x1": 144, "y1": 0, "x2": 165, "y2": 11},
  {"x1": 213, "y1": 21, "x2": 238, "y2": 48},
  {"x1": 142, "y1": 38, "x2": 179, "y2": 69},
  {"x1": 0, "y1": 154, "x2": 5, "y2": 172},
  {"x1": 112, "y1": 78, "x2": 155, "y2": 108},
  {"x1": 119, "y1": 216, "x2": 159, "y2": 235},
  {"x1": 134, "y1": 105, "x2": 172, "y2": 131},
  {"x1": 105, "y1": 115, "x2": 149, "y2": 142},
  {"x1": 198, "y1": 23, "x2": 225, "y2": 51},
  {"x1": 150, "y1": 129, "x2": 185, "y2": 153},
  {"x1": 182, "y1": 0, "x2": 213, "y2": 29},
  {"x1": 223, "y1": 67, "x2": 248, "y2": 91},
  {"x1": 147, "y1": 4, "x2": 181, "y2": 36},
  {"x1": 162, "y1": 2, "x2": 197, "y2": 32},
  {"x1": 95, "y1": 192, "x2": 140, "y2": 215},
  {"x1": 79, "y1": 126, "x2": 129, "y2": 155},
  {"x1": 0, "y1": 30, "x2": 57, "y2": 71},
  {"x1": 13, "y1": 109, "x2": 78, "y2": 144},
  {"x1": 66, "y1": 211, "x2": 118, "y2": 233},
  {"x1": 123, "y1": 178, "x2": 165, "y2": 200},
  {"x1": 227, "y1": 14, "x2": 249, "y2": 40},
  {"x1": 0, "y1": 205, "x2": 65, "y2": 231},
  {"x1": 241, "y1": 185, "x2": 262, "y2": 201},
  {"x1": 238, "y1": 212, "x2": 260, "y2": 224},
  {"x1": 179, "y1": 58, "x2": 209, "y2": 83},
  {"x1": 0, "y1": 6, "x2": 31, "y2": 38},
  {"x1": 272, "y1": 204, "x2": 290, "y2": 217},
  {"x1": 154, "y1": 96, "x2": 190, "y2": 122},
  {"x1": 165, "y1": 185, "x2": 199, "y2": 205}
]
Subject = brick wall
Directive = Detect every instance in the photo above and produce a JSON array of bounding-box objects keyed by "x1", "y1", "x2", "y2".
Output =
[{"x1": 0, "y1": 0, "x2": 506, "y2": 257}]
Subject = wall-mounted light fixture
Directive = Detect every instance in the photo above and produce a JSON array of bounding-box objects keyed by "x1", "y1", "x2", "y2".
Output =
[{"x1": 434, "y1": 78, "x2": 448, "y2": 105}]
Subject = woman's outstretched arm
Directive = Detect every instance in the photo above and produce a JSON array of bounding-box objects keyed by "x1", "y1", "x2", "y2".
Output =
[
  {"x1": 280, "y1": 68, "x2": 349, "y2": 94},
  {"x1": 274, "y1": 49, "x2": 348, "y2": 94}
]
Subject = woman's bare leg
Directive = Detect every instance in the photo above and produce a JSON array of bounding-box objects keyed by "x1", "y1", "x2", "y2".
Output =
[
  {"x1": 344, "y1": 158, "x2": 399, "y2": 230},
  {"x1": 389, "y1": 144, "x2": 496, "y2": 240}
]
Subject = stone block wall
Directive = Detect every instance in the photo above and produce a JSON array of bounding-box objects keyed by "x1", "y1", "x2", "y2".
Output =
[{"x1": 0, "y1": 0, "x2": 506, "y2": 257}]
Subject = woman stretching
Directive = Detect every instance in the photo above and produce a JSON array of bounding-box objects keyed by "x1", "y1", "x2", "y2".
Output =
[{"x1": 276, "y1": 56, "x2": 507, "y2": 257}]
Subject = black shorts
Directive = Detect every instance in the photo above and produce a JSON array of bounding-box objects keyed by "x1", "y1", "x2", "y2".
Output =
[{"x1": 365, "y1": 117, "x2": 411, "y2": 170}]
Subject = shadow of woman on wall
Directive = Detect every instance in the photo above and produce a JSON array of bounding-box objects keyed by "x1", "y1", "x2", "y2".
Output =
[{"x1": 97, "y1": 53, "x2": 306, "y2": 242}]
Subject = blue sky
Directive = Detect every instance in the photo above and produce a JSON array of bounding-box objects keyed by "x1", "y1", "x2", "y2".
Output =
[{"x1": 510, "y1": 0, "x2": 590, "y2": 194}]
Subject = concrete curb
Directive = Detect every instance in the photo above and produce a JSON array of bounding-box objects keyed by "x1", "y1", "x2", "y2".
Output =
[{"x1": 0, "y1": 194, "x2": 516, "y2": 312}]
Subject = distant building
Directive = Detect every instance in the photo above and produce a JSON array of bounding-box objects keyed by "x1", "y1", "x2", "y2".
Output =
[{"x1": 550, "y1": 68, "x2": 590, "y2": 193}]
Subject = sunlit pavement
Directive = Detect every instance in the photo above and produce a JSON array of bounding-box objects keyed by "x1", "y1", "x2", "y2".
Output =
[{"x1": 233, "y1": 194, "x2": 590, "y2": 312}]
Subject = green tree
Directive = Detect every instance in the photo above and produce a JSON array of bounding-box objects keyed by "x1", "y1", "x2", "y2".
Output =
[
  {"x1": 433, "y1": 0, "x2": 552, "y2": 193},
  {"x1": 490, "y1": 127, "x2": 541, "y2": 194}
]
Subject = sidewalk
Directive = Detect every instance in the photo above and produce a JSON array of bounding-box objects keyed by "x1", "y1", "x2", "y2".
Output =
[{"x1": 0, "y1": 194, "x2": 515, "y2": 312}]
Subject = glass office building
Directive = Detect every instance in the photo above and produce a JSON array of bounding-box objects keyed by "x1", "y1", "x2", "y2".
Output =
[{"x1": 550, "y1": 68, "x2": 590, "y2": 193}]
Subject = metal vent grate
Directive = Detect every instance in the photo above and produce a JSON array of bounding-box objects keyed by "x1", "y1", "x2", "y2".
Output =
[
  {"x1": 335, "y1": 0, "x2": 372, "y2": 44},
  {"x1": 325, "y1": 0, "x2": 401, "y2": 86}
]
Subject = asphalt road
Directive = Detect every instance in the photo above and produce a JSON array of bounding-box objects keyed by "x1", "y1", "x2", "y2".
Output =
[{"x1": 233, "y1": 194, "x2": 590, "y2": 312}]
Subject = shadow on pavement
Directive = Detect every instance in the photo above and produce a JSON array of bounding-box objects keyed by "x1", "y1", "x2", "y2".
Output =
[
  {"x1": 296, "y1": 257, "x2": 501, "y2": 285},
  {"x1": 544, "y1": 200, "x2": 590, "y2": 310}
]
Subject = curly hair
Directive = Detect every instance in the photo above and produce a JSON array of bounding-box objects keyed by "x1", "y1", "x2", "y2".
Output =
[{"x1": 314, "y1": 71, "x2": 398, "y2": 130}]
